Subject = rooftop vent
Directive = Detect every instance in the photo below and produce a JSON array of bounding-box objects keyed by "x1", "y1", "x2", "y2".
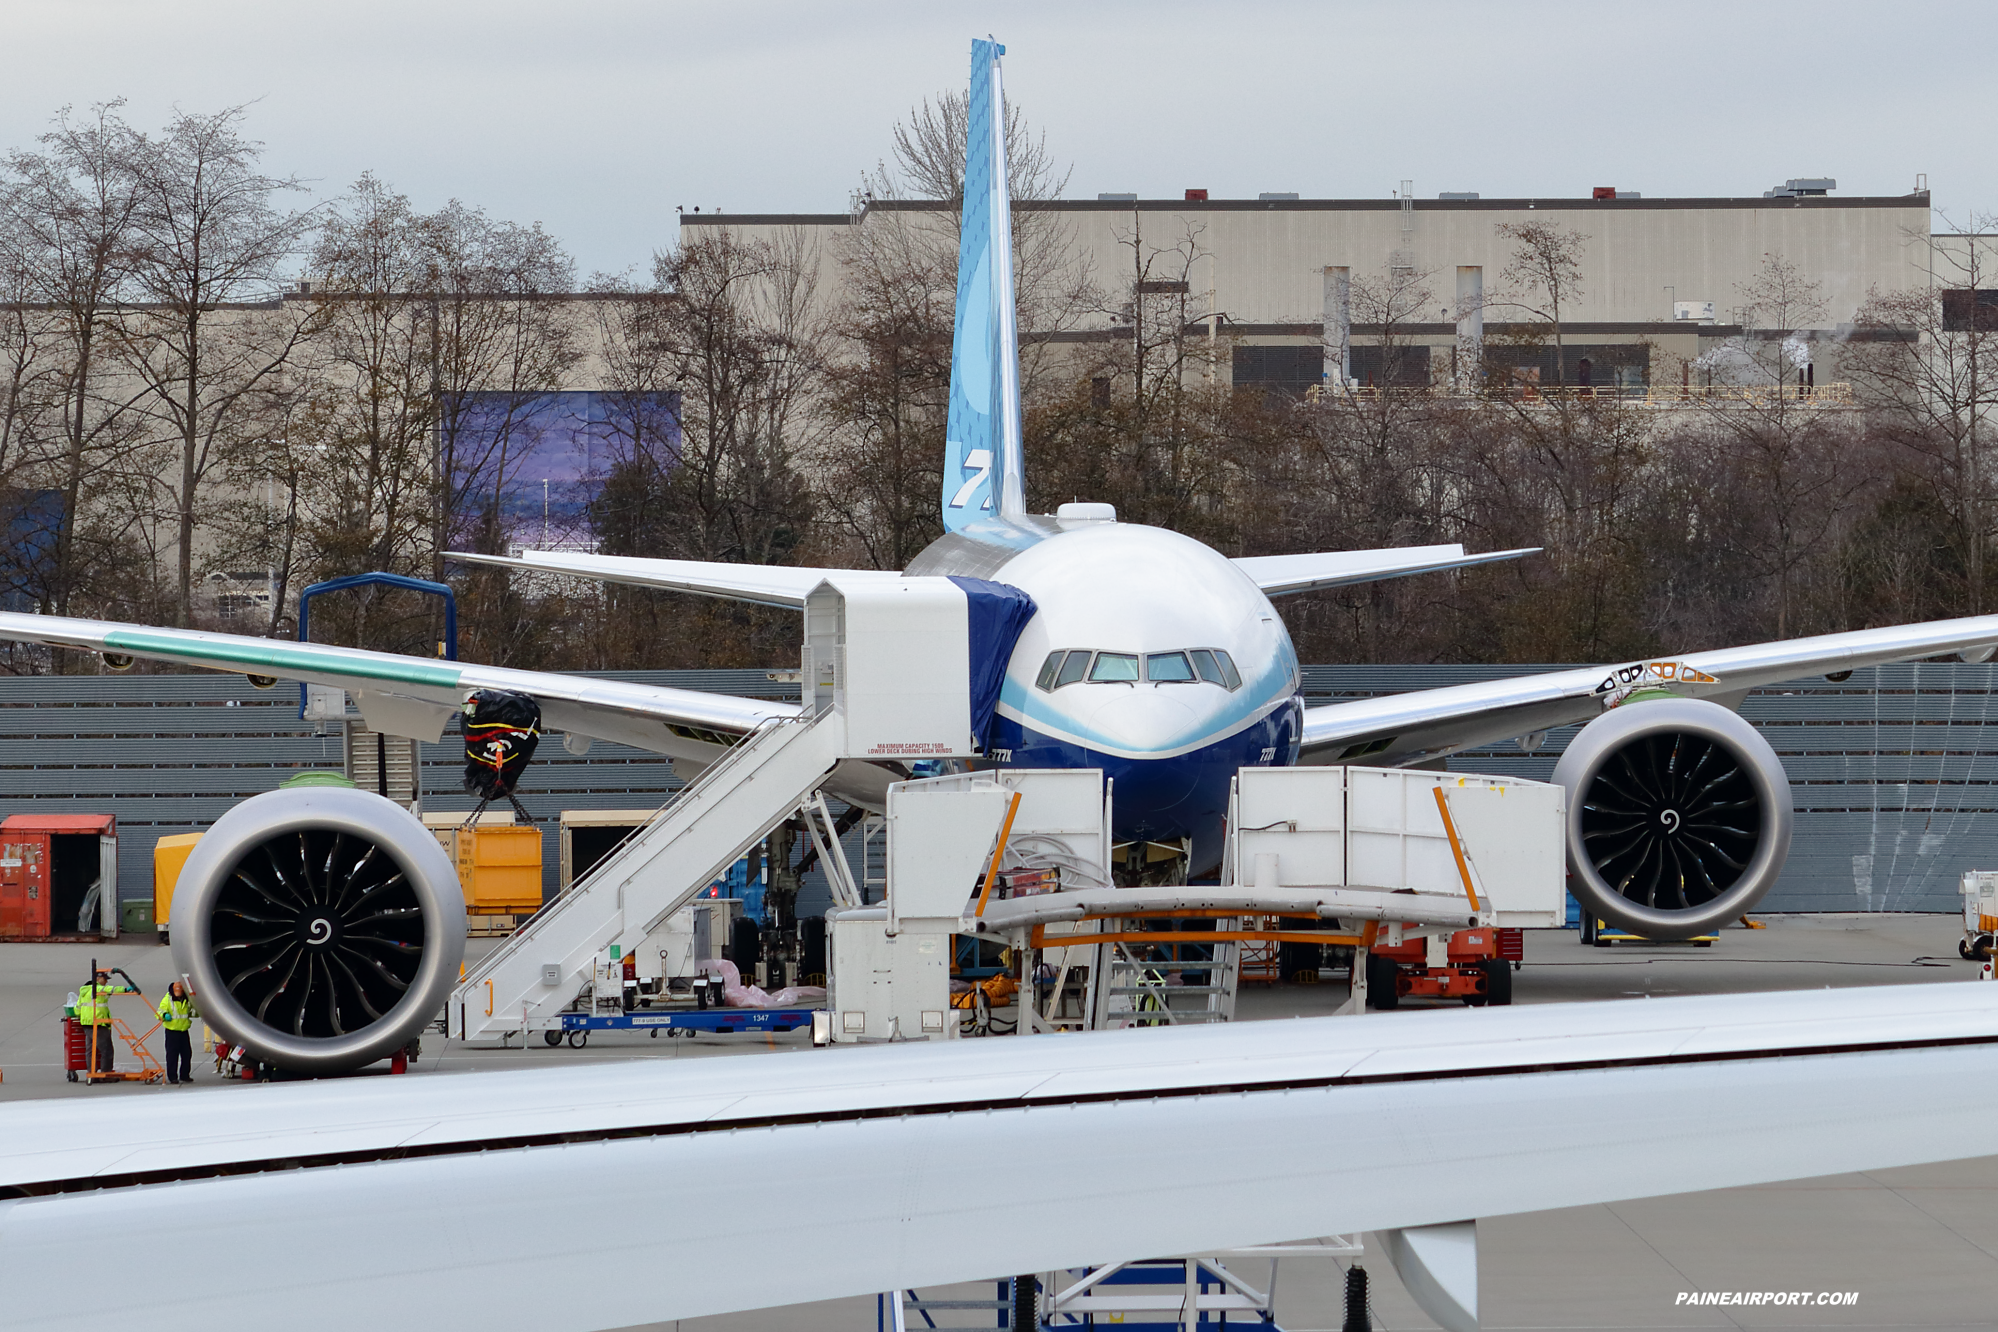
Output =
[
  {"x1": 1258, "y1": 192, "x2": 1299, "y2": 201},
  {"x1": 1765, "y1": 177, "x2": 1836, "y2": 198},
  {"x1": 1593, "y1": 186, "x2": 1618, "y2": 200},
  {"x1": 1438, "y1": 192, "x2": 1479, "y2": 201},
  {"x1": 1184, "y1": 189, "x2": 1209, "y2": 202},
  {"x1": 1098, "y1": 192, "x2": 1137, "y2": 202}
]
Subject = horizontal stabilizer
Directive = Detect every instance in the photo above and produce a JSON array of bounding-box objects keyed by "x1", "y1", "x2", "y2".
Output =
[
  {"x1": 1234, "y1": 544, "x2": 1538, "y2": 597},
  {"x1": 447, "y1": 549, "x2": 902, "y2": 609}
]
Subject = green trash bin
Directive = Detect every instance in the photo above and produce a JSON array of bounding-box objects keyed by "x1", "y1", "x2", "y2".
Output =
[{"x1": 120, "y1": 899, "x2": 155, "y2": 936}]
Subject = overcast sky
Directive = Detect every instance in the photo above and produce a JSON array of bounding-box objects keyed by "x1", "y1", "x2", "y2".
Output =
[{"x1": 6, "y1": 0, "x2": 1989, "y2": 279}]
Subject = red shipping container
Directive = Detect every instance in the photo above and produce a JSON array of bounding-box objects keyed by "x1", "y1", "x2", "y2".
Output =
[{"x1": 0, "y1": 815, "x2": 116, "y2": 939}]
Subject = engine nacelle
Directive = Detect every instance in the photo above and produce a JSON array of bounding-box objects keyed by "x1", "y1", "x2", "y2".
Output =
[
  {"x1": 170, "y1": 787, "x2": 466, "y2": 1074},
  {"x1": 1551, "y1": 696, "x2": 1793, "y2": 940}
]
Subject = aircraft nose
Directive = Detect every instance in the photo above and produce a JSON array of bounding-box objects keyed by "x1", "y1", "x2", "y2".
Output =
[{"x1": 1082, "y1": 689, "x2": 1201, "y2": 753}]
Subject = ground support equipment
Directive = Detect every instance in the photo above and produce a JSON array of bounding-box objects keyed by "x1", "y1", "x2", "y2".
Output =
[
  {"x1": 877, "y1": 1279, "x2": 1027, "y2": 1331},
  {"x1": 1025, "y1": 1238, "x2": 1363, "y2": 1329},
  {"x1": 1364, "y1": 926, "x2": 1513, "y2": 1009},
  {"x1": 1961, "y1": 872, "x2": 1998, "y2": 976},
  {"x1": 1580, "y1": 914, "x2": 1715, "y2": 947},
  {"x1": 542, "y1": 1006, "x2": 816, "y2": 1047}
]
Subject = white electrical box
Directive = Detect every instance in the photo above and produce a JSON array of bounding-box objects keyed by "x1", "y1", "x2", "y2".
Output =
[{"x1": 827, "y1": 907, "x2": 953, "y2": 1042}]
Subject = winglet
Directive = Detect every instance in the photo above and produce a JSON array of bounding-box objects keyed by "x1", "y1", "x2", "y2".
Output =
[{"x1": 941, "y1": 38, "x2": 1027, "y2": 534}]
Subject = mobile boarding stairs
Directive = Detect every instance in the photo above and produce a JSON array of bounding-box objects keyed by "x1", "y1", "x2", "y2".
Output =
[{"x1": 450, "y1": 575, "x2": 1002, "y2": 1042}]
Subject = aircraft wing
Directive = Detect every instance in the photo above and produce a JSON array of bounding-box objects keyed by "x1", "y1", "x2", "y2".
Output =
[
  {"x1": 1299, "y1": 614, "x2": 1998, "y2": 766},
  {"x1": 1234, "y1": 544, "x2": 1539, "y2": 597},
  {"x1": 0, "y1": 611, "x2": 794, "y2": 763},
  {"x1": 2, "y1": 983, "x2": 1995, "y2": 1331},
  {"x1": 448, "y1": 549, "x2": 904, "y2": 608}
]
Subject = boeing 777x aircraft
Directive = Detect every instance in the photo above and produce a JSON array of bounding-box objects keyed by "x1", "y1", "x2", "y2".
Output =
[{"x1": 5, "y1": 39, "x2": 1998, "y2": 1332}]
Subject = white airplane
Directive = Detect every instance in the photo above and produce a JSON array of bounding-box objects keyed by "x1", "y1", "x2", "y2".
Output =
[
  {"x1": 5, "y1": 40, "x2": 1998, "y2": 1328},
  {"x1": 2, "y1": 40, "x2": 1996, "y2": 1069}
]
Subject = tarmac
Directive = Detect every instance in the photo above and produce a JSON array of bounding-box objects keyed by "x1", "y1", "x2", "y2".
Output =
[{"x1": 3, "y1": 914, "x2": 1994, "y2": 1330}]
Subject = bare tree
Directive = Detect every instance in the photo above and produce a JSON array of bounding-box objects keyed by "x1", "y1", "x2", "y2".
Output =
[
  {"x1": 815, "y1": 200, "x2": 954, "y2": 568},
  {"x1": 856, "y1": 88, "x2": 1090, "y2": 400},
  {"x1": 1495, "y1": 221, "x2": 1588, "y2": 389},
  {"x1": 425, "y1": 200, "x2": 578, "y2": 570},
  {"x1": 116, "y1": 106, "x2": 322, "y2": 625},
  {"x1": 1847, "y1": 215, "x2": 1998, "y2": 612},
  {"x1": 0, "y1": 103, "x2": 150, "y2": 620}
]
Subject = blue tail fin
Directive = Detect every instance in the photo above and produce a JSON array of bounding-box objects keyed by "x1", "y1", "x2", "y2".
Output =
[{"x1": 941, "y1": 38, "x2": 1027, "y2": 534}]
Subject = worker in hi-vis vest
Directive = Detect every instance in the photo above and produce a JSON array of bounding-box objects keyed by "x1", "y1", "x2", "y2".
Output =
[
  {"x1": 77, "y1": 969, "x2": 134, "y2": 1076},
  {"x1": 156, "y1": 981, "x2": 198, "y2": 1085}
]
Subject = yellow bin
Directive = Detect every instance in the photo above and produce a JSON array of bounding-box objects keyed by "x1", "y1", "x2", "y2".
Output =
[
  {"x1": 457, "y1": 824, "x2": 542, "y2": 912},
  {"x1": 153, "y1": 832, "x2": 204, "y2": 939},
  {"x1": 423, "y1": 814, "x2": 543, "y2": 913}
]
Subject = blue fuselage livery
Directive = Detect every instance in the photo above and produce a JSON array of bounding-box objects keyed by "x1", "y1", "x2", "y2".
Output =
[{"x1": 910, "y1": 519, "x2": 1303, "y2": 869}]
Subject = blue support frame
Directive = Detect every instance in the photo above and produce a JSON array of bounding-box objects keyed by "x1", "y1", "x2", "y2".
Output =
[{"x1": 295, "y1": 572, "x2": 457, "y2": 717}]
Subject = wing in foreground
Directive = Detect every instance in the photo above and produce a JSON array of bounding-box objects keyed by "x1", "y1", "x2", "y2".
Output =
[
  {"x1": 1300, "y1": 613, "x2": 1998, "y2": 767},
  {"x1": 0, "y1": 611, "x2": 791, "y2": 762},
  {"x1": 447, "y1": 549, "x2": 903, "y2": 608},
  {"x1": 1, "y1": 983, "x2": 1994, "y2": 1330},
  {"x1": 1234, "y1": 544, "x2": 1539, "y2": 597}
]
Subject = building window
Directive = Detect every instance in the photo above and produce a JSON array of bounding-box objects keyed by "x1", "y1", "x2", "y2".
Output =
[
  {"x1": 1232, "y1": 345, "x2": 1322, "y2": 400},
  {"x1": 1348, "y1": 344, "x2": 1432, "y2": 388},
  {"x1": 1942, "y1": 289, "x2": 1998, "y2": 332}
]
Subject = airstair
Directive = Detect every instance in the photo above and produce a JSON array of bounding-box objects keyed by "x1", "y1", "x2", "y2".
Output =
[
  {"x1": 451, "y1": 716, "x2": 842, "y2": 1040},
  {"x1": 450, "y1": 574, "x2": 992, "y2": 1042}
]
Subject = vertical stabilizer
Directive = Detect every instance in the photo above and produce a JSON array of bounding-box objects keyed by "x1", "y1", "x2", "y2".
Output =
[{"x1": 941, "y1": 38, "x2": 1028, "y2": 533}]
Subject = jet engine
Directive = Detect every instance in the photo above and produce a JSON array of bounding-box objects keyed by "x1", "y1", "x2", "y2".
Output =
[
  {"x1": 1551, "y1": 696, "x2": 1793, "y2": 940},
  {"x1": 169, "y1": 786, "x2": 466, "y2": 1074}
]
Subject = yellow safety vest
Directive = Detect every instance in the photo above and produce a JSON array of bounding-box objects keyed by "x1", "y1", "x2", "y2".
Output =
[
  {"x1": 157, "y1": 994, "x2": 194, "y2": 1032},
  {"x1": 77, "y1": 983, "x2": 119, "y2": 1025}
]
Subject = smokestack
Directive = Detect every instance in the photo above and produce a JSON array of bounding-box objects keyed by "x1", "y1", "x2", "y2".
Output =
[
  {"x1": 1323, "y1": 267, "x2": 1351, "y2": 388},
  {"x1": 1456, "y1": 266, "x2": 1484, "y2": 392}
]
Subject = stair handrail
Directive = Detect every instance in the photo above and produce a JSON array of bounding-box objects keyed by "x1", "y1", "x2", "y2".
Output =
[{"x1": 458, "y1": 713, "x2": 813, "y2": 986}]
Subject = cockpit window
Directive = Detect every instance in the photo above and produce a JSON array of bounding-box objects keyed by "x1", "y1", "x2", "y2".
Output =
[
  {"x1": 1036, "y1": 652, "x2": 1064, "y2": 691},
  {"x1": 1088, "y1": 652, "x2": 1141, "y2": 683},
  {"x1": 1215, "y1": 649, "x2": 1243, "y2": 690},
  {"x1": 1146, "y1": 651, "x2": 1195, "y2": 682},
  {"x1": 1054, "y1": 651, "x2": 1091, "y2": 688},
  {"x1": 1188, "y1": 648, "x2": 1242, "y2": 691}
]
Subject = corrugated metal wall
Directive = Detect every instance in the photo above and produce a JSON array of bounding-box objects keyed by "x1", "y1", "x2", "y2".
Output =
[
  {"x1": 3, "y1": 664, "x2": 1991, "y2": 913},
  {"x1": 0, "y1": 671, "x2": 796, "y2": 904}
]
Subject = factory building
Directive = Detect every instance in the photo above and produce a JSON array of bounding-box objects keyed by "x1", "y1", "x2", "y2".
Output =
[{"x1": 685, "y1": 181, "x2": 1941, "y2": 396}]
